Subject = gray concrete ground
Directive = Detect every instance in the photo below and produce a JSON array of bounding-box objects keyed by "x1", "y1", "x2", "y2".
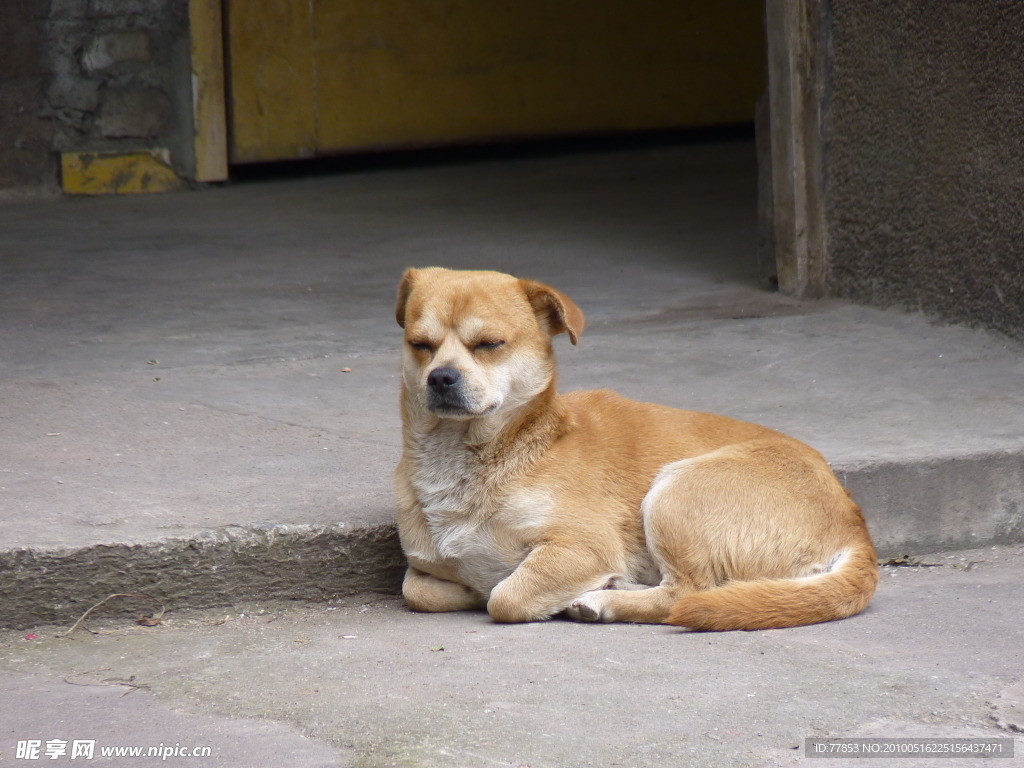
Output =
[
  {"x1": 1, "y1": 546, "x2": 1022, "y2": 767},
  {"x1": 1, "y1": 139, "x2": 1023, "y2": 764}
]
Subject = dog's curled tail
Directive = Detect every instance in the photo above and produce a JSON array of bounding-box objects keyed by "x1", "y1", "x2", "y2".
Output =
[{"x1": 666, "y1": 544, "x2": 879, "y2": 631}]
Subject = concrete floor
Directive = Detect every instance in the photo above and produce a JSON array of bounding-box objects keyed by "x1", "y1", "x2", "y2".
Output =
[
  {"x1": 1, "y1": 139, "x2": 1023, "y2": 626},
  {"x1": 2, "y1": 546, "x2": 1022, "y2": 767}
]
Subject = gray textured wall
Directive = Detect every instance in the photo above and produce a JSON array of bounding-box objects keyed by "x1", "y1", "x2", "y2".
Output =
[
  {"x1": 0, "y1": 0, "x2": 57, "y2": 197},
  {"x1": 822, "y1": 0, "x2": 1024, "y2": 338},
  {"x1": 0, "y1": 0, "x2": 195, "y2": 195}
]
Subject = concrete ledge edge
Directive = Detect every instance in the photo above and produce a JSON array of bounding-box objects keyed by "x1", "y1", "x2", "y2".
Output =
[
  {"x1": 3, "y1": 449, "x2": 1023, "y2": 629},
  {"x1": 0, "y1": 523, "x2": 406, "y2": 630},
  {"x1": 839, "y1": 449, "x2": 1024, "y2": 556}
]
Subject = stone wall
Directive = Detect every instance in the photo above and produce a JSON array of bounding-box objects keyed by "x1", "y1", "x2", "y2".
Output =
[
  {"x1": 0, "y1": 0, "x2": 57, "y2": 197},
  {"x1": 0, "y1": 0, "x2": 195, "y2": 195},
  {"x1": 821, "y1": 0, "x2": 1024, "y2": 339}
]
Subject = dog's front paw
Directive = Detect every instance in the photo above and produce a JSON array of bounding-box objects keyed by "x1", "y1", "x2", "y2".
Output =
[{"x1": 566, "y1": 591, "x2": 612, "y2": 623}]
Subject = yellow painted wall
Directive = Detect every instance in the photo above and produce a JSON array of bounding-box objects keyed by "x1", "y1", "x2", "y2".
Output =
[{"x1": 228, "y1": 0, "x2": 764, "y2": 163}]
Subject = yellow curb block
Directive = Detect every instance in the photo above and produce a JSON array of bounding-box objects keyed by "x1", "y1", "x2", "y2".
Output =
[{"x1": 61, "y1": 149, "x2": 186, "y2": 195}]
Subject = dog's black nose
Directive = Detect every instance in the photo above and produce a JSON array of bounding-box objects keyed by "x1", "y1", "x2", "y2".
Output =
[{"x1": 428, "y1": 366, "x2": 461, "y2": 391}]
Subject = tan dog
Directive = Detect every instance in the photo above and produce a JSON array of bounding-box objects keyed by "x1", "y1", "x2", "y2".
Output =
[{"x1": 393, "y1": 268, "x2": 878, "y2": 630}]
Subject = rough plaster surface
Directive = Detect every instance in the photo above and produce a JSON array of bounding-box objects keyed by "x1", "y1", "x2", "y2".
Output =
[
  {"x1": 823, "y1": 0, "x2": 1024, "y2": 339},
  {"x1": 0, "y1": 0, "x2": 58, "y2": 197}
]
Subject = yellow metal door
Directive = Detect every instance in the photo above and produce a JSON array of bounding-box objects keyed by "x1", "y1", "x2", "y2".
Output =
[{"x1": 227, "y1": 0, "x2": 764, "y2": 164}]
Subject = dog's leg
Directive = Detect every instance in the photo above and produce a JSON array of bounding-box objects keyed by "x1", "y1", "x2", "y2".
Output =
[
  {"x1": 566, "y1": 584, "x2": 687, "y2": 623},
  {"x1": 486, "y1": 544, "x2": 616, "y2": 623},
  {"x1": 566, "y1": 456, "x2": 728, "y2": 624},
  {"x1": 403, "y1": 566, "x2": 486, "y2": 612}
]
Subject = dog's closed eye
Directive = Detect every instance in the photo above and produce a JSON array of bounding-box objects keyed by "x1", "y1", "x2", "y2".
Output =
[{"x1": 474, "y1": 340, "x2": 505, "y2": 351}]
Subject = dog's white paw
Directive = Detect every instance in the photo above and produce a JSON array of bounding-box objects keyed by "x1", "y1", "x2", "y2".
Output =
[{"x1": 566, "y1": 590, "x2": 612, "y2": 623}]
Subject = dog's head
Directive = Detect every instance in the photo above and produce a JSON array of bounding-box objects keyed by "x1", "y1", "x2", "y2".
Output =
[{"x1": 396, "y1": 268, "x2": 584, "y2": 421}]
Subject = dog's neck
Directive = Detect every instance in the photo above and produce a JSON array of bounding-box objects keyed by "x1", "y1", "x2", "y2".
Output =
[{"x1": 402, "y1": 382, "x2": 570, "y2": 465}]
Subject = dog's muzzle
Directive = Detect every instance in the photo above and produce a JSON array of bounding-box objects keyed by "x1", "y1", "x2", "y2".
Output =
[{"x1": 426, "y1": 366, "x2": 472, "y2": 413}]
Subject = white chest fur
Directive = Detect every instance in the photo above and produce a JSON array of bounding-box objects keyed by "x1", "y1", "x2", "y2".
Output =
[
  {"x1": 408, "y1": 425, "x2": 550, "y2": 594},
  {"x1": 411, "y1": 424, "x2": 488, "y2": 524}
]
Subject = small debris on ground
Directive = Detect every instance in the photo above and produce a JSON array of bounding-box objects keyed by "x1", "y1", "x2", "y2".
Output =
[{"x1": 881, "y1": 554, "x2": 943, "y2": 568}]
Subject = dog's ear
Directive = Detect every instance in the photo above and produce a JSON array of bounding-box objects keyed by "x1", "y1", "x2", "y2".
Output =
[
  {"x1": 396, "y1": 268, "x2": 418, "y2": 328},
  {"x1": 520, "y1": 280, "x2": 585, "y2": 345}
]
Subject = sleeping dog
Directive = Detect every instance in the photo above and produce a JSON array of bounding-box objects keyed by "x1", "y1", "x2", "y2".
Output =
[{"x1": 393, "y1": 268, "x2": 877, "y2": 630}]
